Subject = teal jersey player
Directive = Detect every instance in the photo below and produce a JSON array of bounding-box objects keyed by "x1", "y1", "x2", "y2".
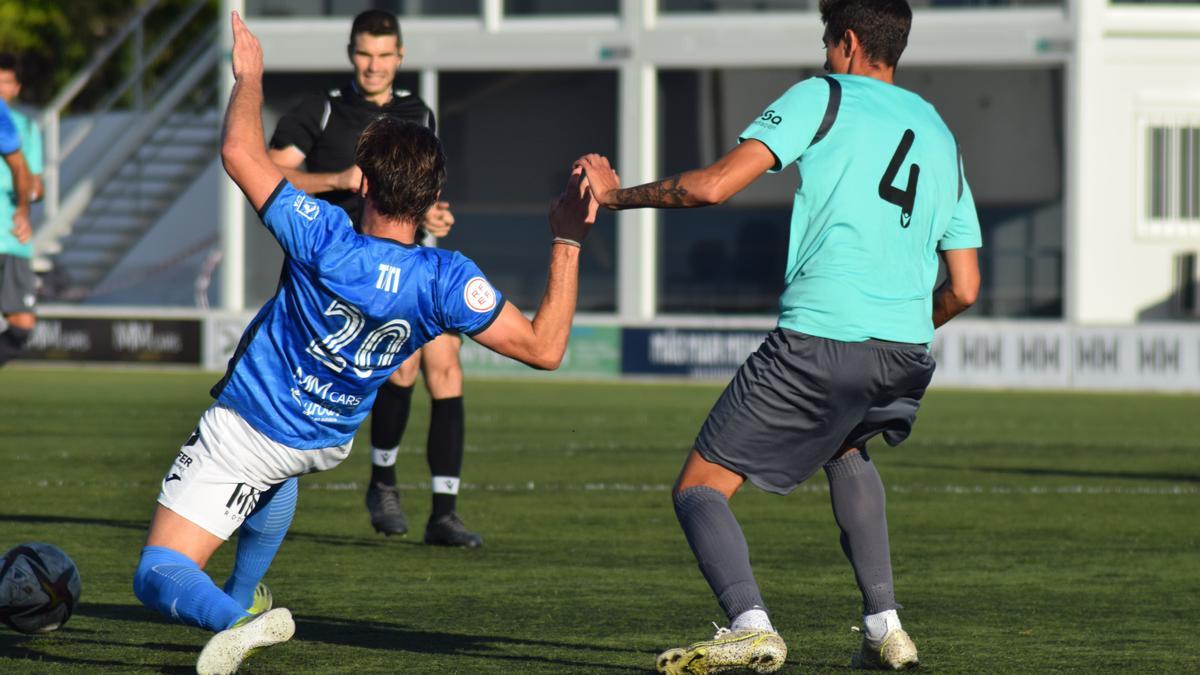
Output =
[
  {"x1": 0, "y1": 106, "x2": 41, "y2": 258},
  {"x1": 579, "y1": 2, "x2": 983, "y2": 672},
  {"x1": 740, "y1": 74, "x2": 980, "y2": 344}
]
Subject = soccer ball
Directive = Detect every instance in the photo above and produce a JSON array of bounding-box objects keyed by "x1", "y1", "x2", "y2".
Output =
[{"x1": 0, "y1": 543, "x2": 82, "y2": 634}]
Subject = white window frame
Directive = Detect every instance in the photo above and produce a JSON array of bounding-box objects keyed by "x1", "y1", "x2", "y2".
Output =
[{"x1": 1136, "y1": 107, "x2": 1200, "y2": 238}]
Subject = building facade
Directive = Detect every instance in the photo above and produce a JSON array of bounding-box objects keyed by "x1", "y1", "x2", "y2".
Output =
[{"x1": 217, "y1": 0, "x2": 1199, "y2": 329}]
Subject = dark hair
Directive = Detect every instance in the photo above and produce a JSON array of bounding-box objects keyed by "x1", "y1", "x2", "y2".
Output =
[
  {"x1": 819, "y1": 0, "x2": 911, "y2": 67},
  {"x1": 356, "y1": 118, "x2": 445, "y2": 222},
  {"x1": 0, "y1": 53, "x2": 20, "y2": 81},
  {"x1": 350, "y1": 9, "x2": 402, "y2": 47}
]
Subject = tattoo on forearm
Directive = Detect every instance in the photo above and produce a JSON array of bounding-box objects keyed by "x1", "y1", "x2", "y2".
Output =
[{"x1": 614, "y1": 174, "x2": 689, "y2": 208}]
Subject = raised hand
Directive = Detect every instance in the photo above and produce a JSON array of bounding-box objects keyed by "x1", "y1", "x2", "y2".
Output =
[
  {"x1": 230, "y1": 11, "x2": 263, "y2": 82},
  {"x1": 423, "y1": 201, "x2": 455, "y2": 238},
  {"x1": 549, "y1": 166, "x2": 597, "y2": 245},
  {"x1": 574, "y1": 153, "x2": 621, "y2": 210}
]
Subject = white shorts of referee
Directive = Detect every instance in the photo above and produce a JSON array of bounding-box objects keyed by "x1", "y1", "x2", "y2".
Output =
[{"x1": 157, "y1": 403, "x2": 352, "y2": 540}]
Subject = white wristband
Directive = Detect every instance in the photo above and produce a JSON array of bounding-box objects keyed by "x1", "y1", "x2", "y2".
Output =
[{"x1": 552, "y1": 237, "x2": 582, "y2": 248}]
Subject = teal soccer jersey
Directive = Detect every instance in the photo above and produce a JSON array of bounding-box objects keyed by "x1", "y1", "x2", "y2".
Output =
[
  {"x1": 0, "y1": 106, "x2": 42, "y2": 258},
  {"x1": 740, "y1": 74, "x2": 981, "y2": 344}
]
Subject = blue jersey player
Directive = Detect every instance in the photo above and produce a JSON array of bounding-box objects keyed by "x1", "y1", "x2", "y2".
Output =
[
  {"x1": 0, "y1": 96, "x2": 33, "y2": 342},
  {"x1": 580, "y1": 1, "x2": 980, "y2": 671},
  {"x1": 132, "y1": 13, "x2": 597, "y2": 675}
]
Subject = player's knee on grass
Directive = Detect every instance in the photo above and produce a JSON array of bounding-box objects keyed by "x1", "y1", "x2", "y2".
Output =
[
  {"x1": 134, "y1": 545, "x2": 249, "y2": 631},
  {"x1": 133, "y1": 546, "x2": 186, "y2": 611}
]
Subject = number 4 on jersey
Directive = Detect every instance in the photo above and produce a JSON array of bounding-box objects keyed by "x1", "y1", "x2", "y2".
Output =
[{"x1": 879, "y1": 129, "x2": 920, "y2": 229}]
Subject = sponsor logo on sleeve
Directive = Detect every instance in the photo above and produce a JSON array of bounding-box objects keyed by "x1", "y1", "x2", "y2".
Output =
[
  {"x1": 293, "y1": 194, "x2": 320, "y2": 221},
  {"x1": 754, "y1": 109, "x2": 784, "y2": 130},
  {"x1": 464, "y1": 277, "x2": 497, "y2": 313}
]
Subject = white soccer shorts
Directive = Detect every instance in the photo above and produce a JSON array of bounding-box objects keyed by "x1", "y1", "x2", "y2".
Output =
[{"x1": 157, "y1": 403, "x2": 352, "y2": 540}]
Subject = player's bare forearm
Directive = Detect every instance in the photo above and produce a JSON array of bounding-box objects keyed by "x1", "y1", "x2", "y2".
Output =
[
  {"x1": 582, "y1": 141, "x2": 774, "y2": 211},
  {"x1": 220, "y1": 11, "x2": 283, "y2": 211},
  {"x1": 4, "y1": 150, "x2": 30, "y2": 214},
  {"x1": 221, "y1": 76, "x2": 281, "y2": 211},
  {"x1": 267, "y1": 146, "x2": 360, "y2": 195},
  {"x1": 932, "y1": 285, "x2": 967, "y2": 328},
  {"x1": 610, "y1": 173, "x2": 702, "y2": 209},
  {"x1": 275, "y1": 166, "x2": 345, "y2": 194},
  {"x1": 475, "y1": 245, "x2": 581, "y2": 370},
  {"x1": 474, "y1": 167, "x2": 593, "y2": 369},
  {"x1": 932, "y1": 248, "x2": 980, "y2": 328},
  {"x1": 4, "y1": 151, "x2": 31, "y2": 242},
  {"x1": 526, "y1": 243, "x2": 581, "y2": 369}
]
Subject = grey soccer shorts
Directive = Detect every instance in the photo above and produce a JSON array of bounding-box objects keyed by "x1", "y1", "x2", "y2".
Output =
[
  {"x1": 694, "y1": 328, "x2": 935, "y2": 495},
  {"x1": 0, "y1": 254, "x2": 36, "y2": 314}
]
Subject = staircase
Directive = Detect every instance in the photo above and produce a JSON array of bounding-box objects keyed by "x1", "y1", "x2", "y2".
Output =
[{"x1": 31, "y1": 0, "x2": 219, "y2": 302}]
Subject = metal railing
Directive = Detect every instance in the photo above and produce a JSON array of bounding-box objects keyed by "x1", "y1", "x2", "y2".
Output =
[{"x1": 33, "y1": 0, "x2": 217, "y2": 266}]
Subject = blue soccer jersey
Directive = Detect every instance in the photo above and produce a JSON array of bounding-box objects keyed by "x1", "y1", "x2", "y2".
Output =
[
  {"x1": 211, "y1": 180, "x2": 505, "y2": 449},
  {"x1": 0, "y1": 100, "x2": 20, "y2": 156}
]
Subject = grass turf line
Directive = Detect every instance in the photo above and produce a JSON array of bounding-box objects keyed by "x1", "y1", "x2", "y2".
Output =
[{"x1": 0, "y1": 368, "x2": 1197, "y2": 673}]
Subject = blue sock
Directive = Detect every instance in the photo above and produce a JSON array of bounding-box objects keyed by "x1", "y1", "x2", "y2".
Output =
[
  {"x1": 223, "y1": 477, "x2": 298, "y2": 609},
  {"x1": 133, "y1": 545, "x2": 249, "y2": 631}
]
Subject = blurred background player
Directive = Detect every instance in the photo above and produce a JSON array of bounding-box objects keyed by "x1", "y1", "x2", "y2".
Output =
[
  {"x1": 0, "y1": 52, "x2": 37, "y2": 367},
  {"x1": 133, "y1": 13, "x2": 596, "y2": 674},
  {"x1": 580, "y1": 0, "x2": 980, "y2": 671},
  {"x1": 266, "y1": 9, "x2": 479, "y2": 547}
]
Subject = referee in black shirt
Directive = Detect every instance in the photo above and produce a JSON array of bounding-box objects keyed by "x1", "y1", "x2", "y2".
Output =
[{"x1": 268, "y1": 9, "x2": 481, "y2": 548}]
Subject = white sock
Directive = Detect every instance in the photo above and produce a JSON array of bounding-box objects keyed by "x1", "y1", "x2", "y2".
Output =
[
  {"x1": 731, "y1": 607, "x2": 774, "y2": 633},
  {"x1": 863, "y1": 609, "x2": 901, "y2": 643},
  {"x1": 372, "y1": 446, "x2": 398, "y2": 467}
]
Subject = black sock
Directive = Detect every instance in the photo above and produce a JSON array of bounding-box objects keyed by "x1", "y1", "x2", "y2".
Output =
[
  {"x1": 674, "y1": 485, "x2": 766, "y2": 621},
  {"x1": 0, "y1": 327, "x2": 31, "y2": 366},
  {"x1": 825, "y1": 450, "x2": 897, "y2": 615},
  {"x1": 427, "y1": 396, "x2": 464, "y2": 518},
  {"x1": 369, "y1": 382, "x2": 413, "y2": 486}
]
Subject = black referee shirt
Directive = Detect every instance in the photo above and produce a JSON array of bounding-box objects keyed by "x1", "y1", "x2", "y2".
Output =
[{"x1": 270, "y1": 82, "x2": 436, "y2": 226}]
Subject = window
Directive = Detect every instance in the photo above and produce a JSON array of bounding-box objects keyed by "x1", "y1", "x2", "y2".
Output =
[
  {"x1": 437, "y1": 71, "x2": 618, "y2": 313},
  {"x1": 659, "y1": 0, "x2": 808, "y2": 11},
  {"x1": 656, "y1": 69, "x2": 802, "y2": 315},
  {"x1": 659, "y1": 0, "x2": 1062, "y2": 11},
  {"x1": 1140, "y1": 118, "x2": 1200, "y2": 234},
  {"x1": 246, "y1": 0, "x2": 481, "y2": 17},
  {"x1": 504, "y1": 0, "x2": 618, "y2": 15}
]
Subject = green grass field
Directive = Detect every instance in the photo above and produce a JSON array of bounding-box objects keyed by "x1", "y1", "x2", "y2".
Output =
[{"x1": 1, "y1": 368, "x2": 1197, "y2": 673}]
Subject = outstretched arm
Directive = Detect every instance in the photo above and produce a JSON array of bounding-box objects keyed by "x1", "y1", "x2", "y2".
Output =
[
  {"x1": 932, "y1": 248, "x2": 980, "y2": 328},
  {"x1": 576, "y1": 139, "x2": 775, "y2": 210},
  {"x1": 220, "y1": 11, "x2": 283, "y2": 212},
  {"x1": 471, "y1": 168, "x2": 597, "y2": 370}
]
